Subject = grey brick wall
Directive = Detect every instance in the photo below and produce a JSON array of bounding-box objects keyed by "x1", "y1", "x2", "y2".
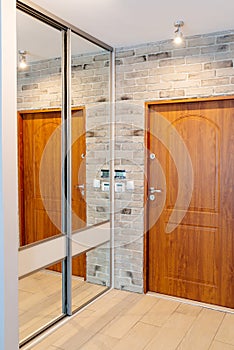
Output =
[{"x1": 17, "y1": 29, "x2": 234, "y2": 293}]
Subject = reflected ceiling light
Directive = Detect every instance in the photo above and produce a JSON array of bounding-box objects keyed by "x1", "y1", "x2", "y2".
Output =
[
  {"x1": 18, "y1": 50, "x2": 27, "y2": 69},
  {"x1": 174, "y1": 20, "x2": 184, "y2": 45}
]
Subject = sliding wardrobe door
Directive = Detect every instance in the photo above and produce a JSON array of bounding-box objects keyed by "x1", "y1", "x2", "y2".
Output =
[
  {"x1": 70, "y1": 33, "x2": 111, "y2": 312},
  {"x1": 17, "y1": 8, "x2": 65, "y2": 344},
  {"x1": 17, "y1": 1, "x2": 113, "y2": 346}
]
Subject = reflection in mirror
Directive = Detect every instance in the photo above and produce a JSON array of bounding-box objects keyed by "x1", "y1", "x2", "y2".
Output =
[
  {"x1": 71, "y1": 33, "x2": 111, "y2": 311},
  {"x1": 17, "y1": 8, "x2": 64, "y2": 343},
  {"x1": 17, "y1": 4, "x2": 112, "y2": 342},
  {"x1": 18, "y1": 261, "x2": 63, "y2": 342},
  {"x1": 18, "y1": 110, "x2": 62, "y2": 247},
  {"x1": 17, "y1": 10, "x2": 63, "y2": 248}
]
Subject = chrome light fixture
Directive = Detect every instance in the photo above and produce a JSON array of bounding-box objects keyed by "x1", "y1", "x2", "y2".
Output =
[
  {"x1": 174, "y1": 20, "x2": 184, "y2": 45},
  {"x1": 18, "y1": 50, "x2": 27, "y2": 69}
]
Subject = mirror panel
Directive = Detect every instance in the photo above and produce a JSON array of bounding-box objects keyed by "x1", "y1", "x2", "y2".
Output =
[
  {"x1": 17, "y1": 4, "x2": 112, "y2": 343},
  {"x1": 19, "y1": 261, "x2": 63, "y2": 342},
  {"x1": 70, "y1": 33, "x2": 111, "y2": 311},
  {"x1": 17, "y1": 9, "x2": 64, "y2": 343},
  {"x1": 17, "y1": 10, "x2": 63, "y2": 248}
]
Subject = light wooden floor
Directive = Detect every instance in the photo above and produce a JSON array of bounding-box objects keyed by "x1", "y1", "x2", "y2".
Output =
[
  {"x1": 22, "y1": 289, "x2": 234, "y2": 350},
  {"x1": 19, "y1": 270, "x2": 106, "y2": 342}
]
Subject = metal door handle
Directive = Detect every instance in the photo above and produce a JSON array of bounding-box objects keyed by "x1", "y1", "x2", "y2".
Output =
[
  {"x1": 75, "y1": 184, "x2": 84, "y2": 189},
  {"x1": 149, "y1": 187, "x2": 162, "y2": 193}
]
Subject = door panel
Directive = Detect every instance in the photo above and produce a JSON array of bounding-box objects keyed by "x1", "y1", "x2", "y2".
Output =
[
  {"x1": 18, "y1": 108, "x2": 86, "y2": 277},
  {"x1": 20, "y1": 112, "x2": 62, "y2": 244},
  {"x1": 147, "y1": 99, "x2": 234, "y2": 307}
]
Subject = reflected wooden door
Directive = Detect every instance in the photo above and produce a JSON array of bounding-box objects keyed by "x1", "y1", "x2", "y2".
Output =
[
  {"x1": 18, "y1": 108, "x2": 86, "y2": 277},
  {"x1": 146, "y1": 98, "x2": 234, "y2": 307},
  {"x1": 71, "y1": 108, "x2": 86, "y2": 277}
]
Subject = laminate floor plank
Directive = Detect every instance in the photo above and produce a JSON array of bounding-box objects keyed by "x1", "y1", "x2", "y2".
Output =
[
  {"x1": 177, "y1": 308, "x2": 225, "y2": 350},
  {"x1": 112, "y1": 321, "x2": 158, "y2": 350},
  {"x1": 145, "y1": 311, "x2": 196, "y2": 350},
  {"x1": 79, "y1": 334, "x2": 119, "y2": 350},
  {"x1": 209, "y1": 341, "x2": 234, "y2": 350},
  {"x1": 215, "y1": 313, "x2": 234, "y2": 346},
  {"x1": 140, "y1": 298, "x2": 180, "y2": 327}
]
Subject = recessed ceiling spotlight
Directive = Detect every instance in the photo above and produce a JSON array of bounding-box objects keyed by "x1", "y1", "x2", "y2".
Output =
[
  {"x1": 174, "y1": 20, "x2": 184, "y2": 45},
  {"x1": 18, "y1": 50, "x2": 27, "y2": 69}
]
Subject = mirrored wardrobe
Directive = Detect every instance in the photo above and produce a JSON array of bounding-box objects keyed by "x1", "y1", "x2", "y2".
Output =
[{"x1": 17, "y1": 1, "x2": 114, "y2": 346}]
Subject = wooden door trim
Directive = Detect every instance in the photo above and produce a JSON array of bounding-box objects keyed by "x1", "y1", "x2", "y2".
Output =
[
  {"x1": 18, "y1": 112, "x2": 25, "y2": 246},
  {"x1": 143, "y1": 95, "x2": 234, "y2": 294},
  {"x1": 144, "y1": 104, "x2": 151, "y2": 293},
  {"x1": 18, "y1": 106, "x2": 85, "y2": 115},
  {"x1": 145, "y1": 95, "x2": 234, "y2": 108}
]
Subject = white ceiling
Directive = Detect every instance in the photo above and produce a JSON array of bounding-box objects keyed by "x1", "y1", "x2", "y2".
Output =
[
  {"x1": 17, "y1": 10, "x2": 104, "y2": 63},
  {"x1": 17, "y1": 0, "x2": 234, "y2": 62},
  {"x1": 30, "y1": 0, "x2": 234, "y2": 48}
]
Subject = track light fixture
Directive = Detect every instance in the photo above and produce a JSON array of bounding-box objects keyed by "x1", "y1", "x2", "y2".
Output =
[
  {"x1": 18, "y1": 50, "x2": 27, "y2": 69},
  {"x1": 174, "y1": 20, "x2": 184, "y2": 45}
]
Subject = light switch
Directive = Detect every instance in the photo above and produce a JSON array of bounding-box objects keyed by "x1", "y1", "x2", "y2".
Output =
[
  {"x1": 126, "y1": 181, "x2": 134, "y2": 190},
  {"x1": 101, "y1": 182, "x2": 109, "y2": 192},
  {"x1": 93, "y1": 179, "x2": 100, "y2": 188},
  {"x1": 115, "y1": 182, "x2": 125, "y2": 193}
]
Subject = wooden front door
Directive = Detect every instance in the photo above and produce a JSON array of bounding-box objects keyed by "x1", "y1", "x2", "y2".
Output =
[
  {"x1": 18, "y1": 108, "x2": 86, "y2": 277},
  {"x1": 146, "y1": 97, "x2": 234, "y2": 308}
]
